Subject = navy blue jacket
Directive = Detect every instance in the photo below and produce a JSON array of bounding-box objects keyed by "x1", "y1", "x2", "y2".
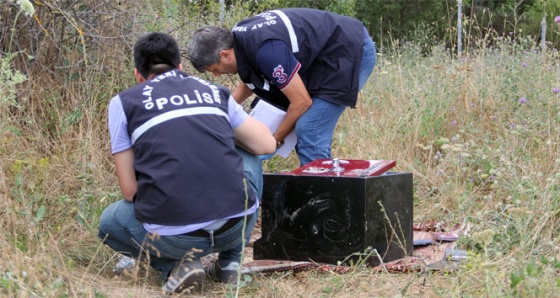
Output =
[
  {"x1": 119, "y1": 70, "x2": 255, "y2": 225},
  {"x1": 233, "y1": 8, "x2": 365, "y2": 109}
]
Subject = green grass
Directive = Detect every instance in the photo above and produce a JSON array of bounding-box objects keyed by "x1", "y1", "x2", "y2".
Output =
[{"x1": 1, "y1": 1, "x2": 560, "y2": 297}]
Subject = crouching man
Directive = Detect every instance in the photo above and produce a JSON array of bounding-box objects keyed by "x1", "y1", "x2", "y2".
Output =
[{"x1": 98, "y1": 32, "x2": 276, "y2": 294}]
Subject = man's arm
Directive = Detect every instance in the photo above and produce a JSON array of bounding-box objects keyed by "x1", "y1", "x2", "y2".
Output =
[
  {"x1": 273, "y1": 73, "x2": 312, "y2": 144},
  {"x1": 113, "y1": 148, "x2": 137, "y2": 202},
  {"x1": 234, "y1": 116, "x2": 276, "y2": 155},
  {"x1": 255, "y1": 40, "x2": 312, "y2": 145},
  {"x1": 232, "y1": 83, "x2": 254, "y2": 104}
]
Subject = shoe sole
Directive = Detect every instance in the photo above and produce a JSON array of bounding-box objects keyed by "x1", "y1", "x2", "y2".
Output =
[{"x1": 163, "y1": 262, "x2": 205, "y2": 294}]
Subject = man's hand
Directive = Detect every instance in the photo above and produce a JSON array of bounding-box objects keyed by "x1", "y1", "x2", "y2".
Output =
[{"x1": 274, "y1": 73, "x2": 312, "y2": 143}]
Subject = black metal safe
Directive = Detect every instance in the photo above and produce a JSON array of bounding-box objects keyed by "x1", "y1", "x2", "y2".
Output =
[{"x1": 253, "y1": 159, "x2": 413, "y2": 266}]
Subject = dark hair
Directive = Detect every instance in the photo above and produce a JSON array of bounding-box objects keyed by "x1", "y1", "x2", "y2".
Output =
[
  {"x1": 133, "y1": 32, "x2": 181, "y2": 79},
  {"x1": 188, "y1": 26, "x2": 233, "y2": 72}
]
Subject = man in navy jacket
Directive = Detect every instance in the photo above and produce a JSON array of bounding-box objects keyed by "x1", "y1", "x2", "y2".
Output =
[{"x1": 188, "y1": 8, "x2": 376, "y2": 166}]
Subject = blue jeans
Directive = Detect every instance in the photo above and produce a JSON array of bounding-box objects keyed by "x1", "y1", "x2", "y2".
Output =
[
  {"x1": 295, "y1": 34, "x2": 376, "y2": 166},
  {"x1": 236, "y1": 147, "x2": 263, "y2": 200},
  {"x1": 359, "y1": 33, "x2": 376, "y2": 90},
  {"x1": 98, "y1": 200, "x2": 257, "y2": 283},
  {"x1": 236, "y1": 147, "x2": 262, "y2": 245}
]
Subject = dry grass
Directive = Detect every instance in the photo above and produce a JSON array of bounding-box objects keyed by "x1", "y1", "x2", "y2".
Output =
[{"x1": 1, "y1": 1, "x2": 560, "y2": 297}]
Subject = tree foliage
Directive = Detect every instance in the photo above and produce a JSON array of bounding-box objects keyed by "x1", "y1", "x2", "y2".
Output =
[
  {"x1": 262, "y1": 0, "x2": 560, "y2": 50},
  {"x1": 180, "y1": 0, "x2": 560, "y2": 50}
]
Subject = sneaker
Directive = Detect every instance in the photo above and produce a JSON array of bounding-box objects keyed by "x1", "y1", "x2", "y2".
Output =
[
  {"x1": 206, "y1": 261, "x2": 240, "y2": 284},
  {"x1": 162, "y1": 259, "x2": 205, "y2": 295},
  {"x1": 113, "y1": 255, "x2": 136, "y2": 274}
]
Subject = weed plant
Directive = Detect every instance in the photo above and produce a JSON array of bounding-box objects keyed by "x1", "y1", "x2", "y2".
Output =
[{"x1": 1, "y1": 0, "x2": 560, "y2": 297}]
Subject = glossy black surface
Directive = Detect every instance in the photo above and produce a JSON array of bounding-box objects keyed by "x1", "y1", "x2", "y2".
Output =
[{"x1": 254, "y1": 172, "x2": 414, "y2": 266}]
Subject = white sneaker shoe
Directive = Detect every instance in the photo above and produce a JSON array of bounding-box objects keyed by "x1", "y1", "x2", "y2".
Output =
[{"x1": 113, "y1": 255, "x2": 136, "y2": 274}]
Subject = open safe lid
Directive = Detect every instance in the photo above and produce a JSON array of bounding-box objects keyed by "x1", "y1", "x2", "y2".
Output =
[{"x1": 288, "y1": 158, "x2": 396, "y2": 177}]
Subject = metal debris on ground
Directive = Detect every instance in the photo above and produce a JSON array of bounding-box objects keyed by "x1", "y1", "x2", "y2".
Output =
[{"x1": 242, "y1": 221, "x2": 469, "y2": 275}]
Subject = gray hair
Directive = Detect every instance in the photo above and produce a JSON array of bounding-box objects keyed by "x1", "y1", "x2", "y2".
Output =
[{"x1": 188, "y1": 26, "x2": 234, "y2": 72}]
